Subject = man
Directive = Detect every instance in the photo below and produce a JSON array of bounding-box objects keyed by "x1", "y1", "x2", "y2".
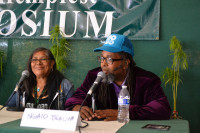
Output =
[{"x1": 65, "y1": 34, "x2": 171, "y2": 121}]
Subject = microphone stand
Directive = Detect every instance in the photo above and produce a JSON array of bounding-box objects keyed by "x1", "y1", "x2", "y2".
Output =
[
  {"x1": 90, "y1": 93, "x2": 104, "y2": 121},
  {"x1": 7, "y1": 88, "x2": 25, "y2": 111},
  {"x1": 79, "y1": 94, "x2": 90, "y2": 112},
  {"x1": 79, "y1": 83, "x2": 104, "y2": 121},
  {"x1": 1, "y1": 85, "x2": 25, "y2": 112},
  {"x1": 92, "y1": 93, "x2": 96, "y2": 113},
  {"x1": 0, "y1": 89, "x2": 17, "y2": 111}
]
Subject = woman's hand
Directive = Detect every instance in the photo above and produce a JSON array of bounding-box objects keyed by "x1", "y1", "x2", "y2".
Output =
[
  {"x1": 94, "y1": 109, "x2": 118, "y2": 121},
  {"x1": 72, "y1": 105, "x2": 94, "y2": 121}
]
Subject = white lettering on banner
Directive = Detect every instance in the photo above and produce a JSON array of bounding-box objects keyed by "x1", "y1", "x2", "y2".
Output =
[
  {"x1": 59, "y1": 11, "x2": 80, "y2": 38},
  {"x1": 69, "y1": 0, "x2": 77, "y2": 4},
  {"x1": 0, "y1": 9, "x2": 113, "y2": 38},
  {"x1": 26, "y1": 0, "x2": 44, "y2": 4},
  {"x1": 0, "y1": 0, "x2": 96, "y2": 4},
  {"x1": 16, "y1": 0, "x2": 24, "y2": 4},
  {"x1": 60, "y1": 0, "x2": 96, "y2": 4},
  {"x1": 40, "y1": 10, "x2": 53, "y2": 37},
  {"x1": 91, "y1": 0, "x2": 97, "y2": 3},
  {"x1": 0, "y1": 0, "x2": 97, "y2": 9},
  {"x1": 0, "y1": 0, "x2": 12, "y2": 3},
  {"x1": 46, "y1": 0, "x2": 56, "y2": 9},
  {"x1": 0, "y1": 10, "x2": 16, "y2": 36},
  {"x1": 21, "y1": 108, "x2": 81, "y2": 131},
  {"x1": 84, "y1": 11, "x2": 114, "y2": 38},
  {"x1": 21, "y1": 10, "x2": 37, "y2": 36},
  {"x1": 80, "y1": 0, "x2": 88, "y2": 4},
  {"x1": 0, "y1": 0, "x2": 44, "y2": 4}
]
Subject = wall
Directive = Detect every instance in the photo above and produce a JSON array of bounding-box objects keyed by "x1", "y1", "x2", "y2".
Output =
[{"x1": 0, "y1": 0, "x2": 200, "y2": 132}]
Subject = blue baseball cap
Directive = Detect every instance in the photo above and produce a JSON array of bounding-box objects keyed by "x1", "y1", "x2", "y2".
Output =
[{"x1": 94, "y1": 34, "x2": 134, "y2": 56}]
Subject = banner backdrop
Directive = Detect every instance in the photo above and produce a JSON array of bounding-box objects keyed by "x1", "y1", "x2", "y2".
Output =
[{"x1": 0, "y1": 0, "x2": 160, "y2": 40}]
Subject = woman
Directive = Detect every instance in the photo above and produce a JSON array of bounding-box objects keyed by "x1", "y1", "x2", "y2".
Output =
[{"x1": 7, "y1": 47, "x2": 74, "y2": 110}]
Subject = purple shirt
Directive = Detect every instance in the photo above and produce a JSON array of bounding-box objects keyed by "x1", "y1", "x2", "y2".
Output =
[{"x1": 112, "y1": 76, "x2": 127, "y2": 98}]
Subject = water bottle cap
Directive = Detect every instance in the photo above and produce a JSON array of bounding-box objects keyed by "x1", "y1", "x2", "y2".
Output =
[{"x1": 122, "y1": 85, "x2": 127, "y2": 89}]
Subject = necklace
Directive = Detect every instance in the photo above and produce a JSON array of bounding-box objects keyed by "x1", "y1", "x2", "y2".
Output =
[
  {"x1": 34, "y1": 86, "x2": 46, "y2": 108},
  {"x1": 37, "y1": 88, "x2": 40, "y2": 92}
]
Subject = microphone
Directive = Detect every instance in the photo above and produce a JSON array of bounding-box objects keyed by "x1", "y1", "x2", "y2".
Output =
[
  {"x1": 87, "y1": 71, "x2": 106, "y2": 95},
  {"x1": 14, "y1": 70, "x2": 30, "y2": 92},
  {"x1": 0, "y1": 70, "x2": 29, "y2": 111}
]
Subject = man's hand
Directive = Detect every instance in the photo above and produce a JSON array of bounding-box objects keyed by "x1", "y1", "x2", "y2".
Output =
[
  {"x1": 94, "y1": 109, "x2": 118, "y2": 121},
  {"x1": 72, "y1": 105, "x2": 94, "y2": 121}
]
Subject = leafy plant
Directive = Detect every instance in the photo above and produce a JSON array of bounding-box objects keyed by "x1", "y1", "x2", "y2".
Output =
[
  {"x1": 161, "y1": 36, "x2": 188, "y2": 119},
  {"x1": 0, "y1": 49, "x2": 3, "y2": 77},
  {"x1": 49, "y1": 25, "x2": 71, "y2": 72}
]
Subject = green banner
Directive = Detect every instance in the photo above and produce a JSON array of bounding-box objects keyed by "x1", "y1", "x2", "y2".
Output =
[{"x1": 0, "y1": 0, "x2": 160, "y2": 40}]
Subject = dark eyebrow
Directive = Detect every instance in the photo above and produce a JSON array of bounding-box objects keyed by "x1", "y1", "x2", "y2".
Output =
[
  {"x1": 100, "y1": 54, "x2": 112, "y2": 58},
  {"x1": 32, "y1": 56, "x2": 48, "y2": 59}
]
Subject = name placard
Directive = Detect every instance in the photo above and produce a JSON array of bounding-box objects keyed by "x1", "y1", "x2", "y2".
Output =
[{"x1": 20, "y1": 108, "x2": 81, "y2": 131}]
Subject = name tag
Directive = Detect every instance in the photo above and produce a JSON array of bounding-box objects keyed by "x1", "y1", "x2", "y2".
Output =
[{"x1": 20, "y1": 108, "x2": 81, "y2": 131}]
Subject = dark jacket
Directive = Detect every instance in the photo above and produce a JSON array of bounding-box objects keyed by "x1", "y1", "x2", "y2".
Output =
[
  {"x1": 65, "y1": 67, "x2": 171, "y2": 120},
  {"x1": 7, "y1": 79, "x2": 74, "y2": 110}
]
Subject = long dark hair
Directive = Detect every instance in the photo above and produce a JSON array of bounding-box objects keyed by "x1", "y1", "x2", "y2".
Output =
[
  {"x1": 22, "y1": 47, "x2": 65, "y2": 104},
  {"x1": 96, "y1": 52, "x2": 136, "y2": 109}
]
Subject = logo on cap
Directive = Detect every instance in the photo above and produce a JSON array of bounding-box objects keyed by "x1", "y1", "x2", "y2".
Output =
[{"x1": 105, "y1": 35, "x2": 117, "y2": 45}]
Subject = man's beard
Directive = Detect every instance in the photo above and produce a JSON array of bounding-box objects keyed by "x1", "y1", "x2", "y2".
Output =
[{"x1": 101, "y1": 73, "x2": 115, "y2": 84}]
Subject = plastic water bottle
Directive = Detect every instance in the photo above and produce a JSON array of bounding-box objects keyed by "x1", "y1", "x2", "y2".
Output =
[{"x1": 118, "y1": 85, "x2": 130, "y2": 123}]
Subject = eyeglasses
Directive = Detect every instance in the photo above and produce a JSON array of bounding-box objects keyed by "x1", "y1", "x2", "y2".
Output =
[
  {"x1": 97, "y1": 56, "x2": 123, "y2": 65},
  {"x1": 31, "y1": 58, "x2": 51, "y2": 63}
]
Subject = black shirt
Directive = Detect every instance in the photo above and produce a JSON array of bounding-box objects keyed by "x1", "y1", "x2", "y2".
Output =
[{"x1": 26, "y1": 95, "x2": 48, "y2": 109}]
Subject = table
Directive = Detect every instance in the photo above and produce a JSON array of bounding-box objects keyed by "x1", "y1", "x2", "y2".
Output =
[
  {"x1": 0, "y1": 107, "x2": 124, "y2": 133},
  {"x1": 0, "y1": 106, "x2": 23, "y2": 124},
  {"x1": 0, "y1": 106, "x2": 190, "y2": 133},
  {"x1": 117, "y1": 120, "x2": 190, "y2": 133}
]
